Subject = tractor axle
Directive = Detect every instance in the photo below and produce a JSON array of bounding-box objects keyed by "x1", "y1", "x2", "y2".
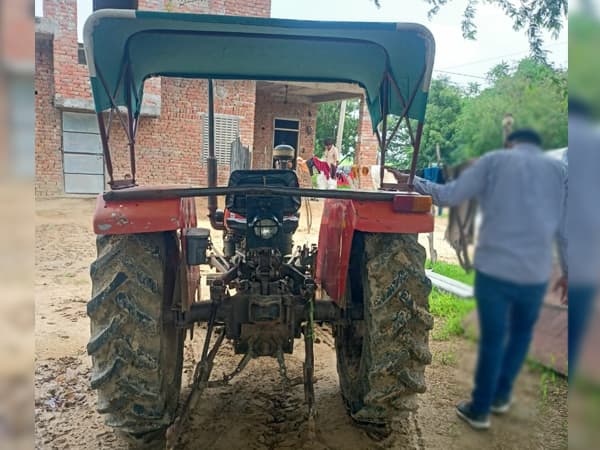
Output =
[{"x1": 175, "y1": 299, "x2": 362, "y2": 327}]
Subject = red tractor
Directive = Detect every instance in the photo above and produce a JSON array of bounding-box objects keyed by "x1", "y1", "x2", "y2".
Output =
[{"x1": 84, "y1": 6, "x2": 435, "y2": 445}]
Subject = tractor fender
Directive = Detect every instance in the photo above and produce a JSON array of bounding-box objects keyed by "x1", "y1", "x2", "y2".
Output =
[
  {"x1": 93, "y1": 194, "x2": 199, "y2": 310},
  {"x1": 316, "y1": 198, "x2": 433, "y2": 305},
  {"x1": 93, "y1": 194, "x2": 197, "y2": 235}
]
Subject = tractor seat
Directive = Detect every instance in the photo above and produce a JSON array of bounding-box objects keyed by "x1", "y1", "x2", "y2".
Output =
[{"x1": 225, "y1": 169, "x2": 301, "y2": 217}]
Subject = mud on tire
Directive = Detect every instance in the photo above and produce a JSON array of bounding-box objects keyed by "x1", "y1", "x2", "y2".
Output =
[
  {"x1": 87, "y1": 232, "x2": 184, "y2": 440},
  {"x1": 335, "y1": 232, "x2": 433, "y2": 436}
]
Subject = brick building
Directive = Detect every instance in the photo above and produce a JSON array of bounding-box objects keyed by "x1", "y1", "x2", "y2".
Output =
[{"x1": 34, "y1": 0, "x2": 378, "y2": 197}]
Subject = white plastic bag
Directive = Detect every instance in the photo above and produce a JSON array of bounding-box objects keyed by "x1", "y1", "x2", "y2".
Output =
[{"x1": 316, "y1": 172, "x2": 328, "y2": 190}]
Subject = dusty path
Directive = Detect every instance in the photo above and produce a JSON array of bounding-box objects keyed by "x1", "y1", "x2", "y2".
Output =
[{"x1": 35, "y1": 198, "x2": 567, "y2": 449}]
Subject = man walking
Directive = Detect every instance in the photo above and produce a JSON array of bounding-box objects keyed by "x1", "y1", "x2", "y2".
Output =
[{"x1": 413, "y1": 129, "x2": 567, "y2": 430}]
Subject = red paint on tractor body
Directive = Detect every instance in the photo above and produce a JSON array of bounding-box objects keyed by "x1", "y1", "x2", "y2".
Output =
[
  {"x1": 93, "y1": 188, "x2": 199, "y2": 310},
  {"x1": 93, "y1": 188, "x2": 197, "y2": 235},
  {"x1": 316, "y1": 197, "x2": 433, "y2": 305}
]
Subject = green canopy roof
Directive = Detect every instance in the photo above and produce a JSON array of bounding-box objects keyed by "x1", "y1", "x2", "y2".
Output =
[{"x1": 83, "y1": 10, "x2": 435, "y2": 129}]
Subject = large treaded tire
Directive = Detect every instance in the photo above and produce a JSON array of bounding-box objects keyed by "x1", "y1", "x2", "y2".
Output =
[
  {"x1": 335, "y1": 232, "x2": 433, "y2": 436},
  {"x1": 87, "y1": 232, "x2": 184, "y2": 441}
]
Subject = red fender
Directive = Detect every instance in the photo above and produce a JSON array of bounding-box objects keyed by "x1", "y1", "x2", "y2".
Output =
[
  {"x1": 93, "y1": 194, "x2": 197, "y2": 235},
  {"x1": 316, "y1": 198, "x2": 433, "y2": 305},
  {"x1": 93, "y1": 190, "x2": 199, "y2": 310}
]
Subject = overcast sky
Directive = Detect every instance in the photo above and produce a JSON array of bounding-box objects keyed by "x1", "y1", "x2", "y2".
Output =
[{"x1": 35, "y1": 0, "x2": 567, "y2": 86}]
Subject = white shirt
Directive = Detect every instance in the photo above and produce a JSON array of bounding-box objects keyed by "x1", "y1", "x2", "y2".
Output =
[
  {"x1": 324, "y1": 145, "x2": 340, "y2": 165},
  {"x1": 414, "y1": 143, "x2": 567, "y2": 284}
]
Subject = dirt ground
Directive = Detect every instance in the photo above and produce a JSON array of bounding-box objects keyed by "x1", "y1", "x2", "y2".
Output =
[{"x1": 34, "y1": 198, "x2": 567, "y2": 449}]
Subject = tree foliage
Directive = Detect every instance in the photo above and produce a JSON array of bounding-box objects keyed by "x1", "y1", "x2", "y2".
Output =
[
  {"x1": 419, "y1": 78, "x2": 466, "y2": 166},
  {"x1": 383, "y1": 78, "x2": 466, "y2": 169},
  {"x1": 315, "y1": 58, "x2": 567, "y2": 169},
  {"x1": 457, "y1": 58, "x2": 567, "y2": 158},
  {"x1": 373, "y1": 0, "x2": 567, "y2": 61}
]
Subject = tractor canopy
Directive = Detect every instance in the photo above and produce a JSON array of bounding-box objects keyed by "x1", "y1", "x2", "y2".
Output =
[{"x1": 83, "y1": 10, "x2": 435, "y2": 130}]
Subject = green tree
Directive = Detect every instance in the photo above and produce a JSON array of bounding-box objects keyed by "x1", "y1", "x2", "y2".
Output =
[
  {"x1": 419, "y1": 77, "x2": 466, "y2": 167},
  {"x1": 486, "y1": 61, "x2": 510, "y2": 83},
  {"x1": 457, "y1": 58, "x2": 567, "y2": 157},
  {"x1": 383, "y1": 77, "x2": 465, "y2": 169},
  {"x1": 383, "y1": 59, "x2": 567, "y2": 168},
  {"x1": 381, "y1": 117, "x2": 413, "y2": 168},
  {"x1": 373, "y1": 0, "x2": 567, "y2": 61},
  {"x1": 314, "y1": 99, "x2": 359, "y2": 161}
]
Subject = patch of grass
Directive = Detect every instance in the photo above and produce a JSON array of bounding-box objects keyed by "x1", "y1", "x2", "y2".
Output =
[
  {"x1": 526, "y1": 359, "x2": 563, "y2": 404},
  {"x1": 435, "y1": 350, "x2": 458, "y2": 367},
  {"x1": 429, "y1": 287, "x2": 476, "y2": 341},
  {"x1": 426, "y1": 260, "x2": 475, "y2": 286}
]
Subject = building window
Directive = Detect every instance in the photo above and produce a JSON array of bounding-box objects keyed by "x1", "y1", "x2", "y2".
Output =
[
  {"x1": 273, "y1": 118, "x2": 299, "y2": 151},
  {"x1": 77, "y1": 43, "x2": 87, "y2": 65},
  {"x1": 62, "y1": 112, "x2": 105, "y2": 194},
  {"x1": 202, "y1": 114, "x2": 240, "y2": 165}
]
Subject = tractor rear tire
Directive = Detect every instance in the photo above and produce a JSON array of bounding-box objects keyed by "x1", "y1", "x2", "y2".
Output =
[
  {"x1": 335, "y1": 232, "x2": 433, "y2": 437},
  {"x1": 87, "y1": 232, "x2": 184, "y2": 442}
]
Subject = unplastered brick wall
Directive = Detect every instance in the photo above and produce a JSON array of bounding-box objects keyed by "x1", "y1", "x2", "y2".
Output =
[
  {"x1": 107, "y1": 78, "x2": 256, "y2": 187},
  {"x1": 35, "y1": 0, "x2": 270, "y2": 196},
  {"x1": 355, "y1": 97, "x2": 379, "y2": 167},
  {"x1": 35, "y1": 34, "x2": 63, "y2": 197},
  {"x1": 142, "y1": 0, "x2": 270, "y2": 16},
  {"x1": 252, "y1": 91, "x2": 317, "y2": 169},
  {"x1": 43, "y1": 0, "x2": 93, "y2": 107},
  {"x1": 355, "y1": 97, "x2": 379, "y2": 188}
]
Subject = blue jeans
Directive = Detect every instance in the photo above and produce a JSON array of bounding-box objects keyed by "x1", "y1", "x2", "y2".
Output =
[
  {"x1": 471, "y1": 271, "x2": 547, "y2": 415},
  {"x1": 568, "y1": 284, "x2": 597, "y2": 382}
]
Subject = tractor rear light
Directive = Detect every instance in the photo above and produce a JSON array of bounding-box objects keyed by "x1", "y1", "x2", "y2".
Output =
[{"x1": 392, "y1": 195, "x2": 432, "y2": 213}]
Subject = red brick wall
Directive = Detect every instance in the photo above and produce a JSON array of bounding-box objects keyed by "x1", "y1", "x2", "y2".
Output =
[
  {"x1": 35, "y1": 35, "x2": 63, "y2": 197},
  {"x1": 107, "y1": 78, "x2": 255, "y2": 187},
  {"x1": 224, "y1": 0, "x2": 271, "y2": 17},
  {"x1": 143, "y1": 0, "x2": 270, "y2": 16},
  {"x1": 44, "y1": 0, "x2": 92, "y2": 106},
  {"x1": 252, "y1": 91, "x2": 317, "y2": 169},
  {"x1": 355, "y1": 97, "x2": 379, "y2": 187},
  {"x1": 35, "y1": 0, "x2": 270, "y2": 196},
  {"x1": 355, "y1": 97, "x2": 379, "y2": 166}
]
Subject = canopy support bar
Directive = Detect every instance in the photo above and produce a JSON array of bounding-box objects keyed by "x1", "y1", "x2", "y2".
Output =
[
  {"x1": 94, "y1": 61, "x2": 140, "y2": 189},
  {"x1": 409, "y1": 122, "x2": 424, "y2": 188},
  {"x1": 374, "y1": 69, "x2": 426, "y2": 190},
  {"x1": 379, "y1": 74, "x2": 389, "y2": 190},
  {"x1": 125, "y1": 64, "x2": 137, "y2": 185},
  {"x1": 384, "y1": 70, "x2": 426, "y2": 186},
  {"x1": 97, "y1": 112, "x2": 115, "y2": 186}
]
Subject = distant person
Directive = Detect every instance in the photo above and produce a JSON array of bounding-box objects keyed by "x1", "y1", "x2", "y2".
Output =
[
  {"x1": 564, "y1": 97, "x2": 600, "y2": 382},
  {"x1": 323, "y1": 138, "x2": 340, "y2": 177},
  {"x1": 413, "y1": 129, "x2": 567, "y2": 430}
]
